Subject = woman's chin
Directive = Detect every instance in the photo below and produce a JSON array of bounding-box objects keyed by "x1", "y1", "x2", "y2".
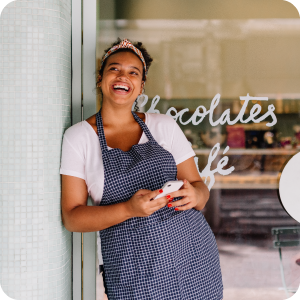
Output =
[{"x1": 105, "y1": 99, "x2": 135, "y2": 109}]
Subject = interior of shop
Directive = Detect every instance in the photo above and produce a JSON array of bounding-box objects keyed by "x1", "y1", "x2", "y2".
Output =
[{"x1": 96, "y1": 1, "x2": 300, "y2": 299}]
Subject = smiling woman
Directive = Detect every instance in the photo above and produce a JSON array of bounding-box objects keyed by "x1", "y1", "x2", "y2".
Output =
[{"x1": 60, "y1": 38, "x2": 223, "y2": 299}]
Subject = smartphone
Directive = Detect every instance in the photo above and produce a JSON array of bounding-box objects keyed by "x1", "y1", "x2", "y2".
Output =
[{"x1": 153, "y1": 180, "x2": 184, "y2": 200}]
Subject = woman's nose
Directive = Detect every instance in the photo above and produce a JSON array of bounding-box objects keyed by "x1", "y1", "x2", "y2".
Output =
[{"x1": 117, "y1": 71, "x2": 128, "y2": 80}]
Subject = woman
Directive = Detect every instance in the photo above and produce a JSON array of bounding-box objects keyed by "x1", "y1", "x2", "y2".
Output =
[{"x1": 60, "y1": 38, "x2": 223, "y2": 299}]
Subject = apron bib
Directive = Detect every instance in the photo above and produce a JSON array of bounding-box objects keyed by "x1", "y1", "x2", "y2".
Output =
[{"x1": 96, "y1": 110, "x2": 223, "y2": 300}]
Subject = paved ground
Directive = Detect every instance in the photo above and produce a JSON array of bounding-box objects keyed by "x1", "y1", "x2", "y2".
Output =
[
  {"x1": 217, "y1": 235, "x2": 300, "y2": 300},
  {"x1": 96, "y1": 235, "x2": 300, "y2": 299}
]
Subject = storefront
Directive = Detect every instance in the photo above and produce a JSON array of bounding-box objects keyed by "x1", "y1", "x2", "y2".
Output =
[
  {"x1": 1, "y1": 1, "x2": 300, "y2": 299},
  {"x1": 94, "y1": 0, "x2": 300, "y2": 299}
]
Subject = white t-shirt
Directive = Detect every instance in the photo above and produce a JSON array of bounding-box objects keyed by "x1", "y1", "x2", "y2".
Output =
[{"x1": 60, "y1": 112, "x2": 195, "y2": 264}]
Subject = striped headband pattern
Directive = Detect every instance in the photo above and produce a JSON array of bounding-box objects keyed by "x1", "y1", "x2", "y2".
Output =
[{"x1": 100, "y1": 39, "x2": 147, "y2": 76}]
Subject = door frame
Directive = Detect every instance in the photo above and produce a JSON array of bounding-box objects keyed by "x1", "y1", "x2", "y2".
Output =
[{"x1": 71, "y1": 1, "x2": 97, "y2": 299}]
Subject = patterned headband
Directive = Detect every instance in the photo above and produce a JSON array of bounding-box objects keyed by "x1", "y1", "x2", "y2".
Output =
[{"x1": 100, "y1": 39, "x2": 147, "y2": 76}]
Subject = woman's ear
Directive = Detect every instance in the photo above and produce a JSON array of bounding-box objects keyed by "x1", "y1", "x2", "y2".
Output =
[
  {"x1": 140, "y1": 81, "x2": 145, "y2": 94},
  {"x1": 97, "y1": 75, "x2": 102, "y2": 88}
]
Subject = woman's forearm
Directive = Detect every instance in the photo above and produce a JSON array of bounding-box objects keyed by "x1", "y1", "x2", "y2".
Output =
[
  {"x1": 191, "y1": 181, "x2": 210, "y2": 211},
  {"x1": 63, "y1": 202, "x2": 133, "y2": 232}
]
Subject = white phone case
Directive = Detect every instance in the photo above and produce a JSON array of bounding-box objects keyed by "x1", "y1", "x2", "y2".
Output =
[{"x1": 153, "y1": 180, "x2": 184, "y2": 200}]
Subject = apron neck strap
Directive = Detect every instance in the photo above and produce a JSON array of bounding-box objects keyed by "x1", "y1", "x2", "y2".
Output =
[
  {"x1": 96, "y1": 110, "x2": 109, "y2": 154},
  {"x1": 131, "y1": 111, "x2": 155, "y2": 142}
]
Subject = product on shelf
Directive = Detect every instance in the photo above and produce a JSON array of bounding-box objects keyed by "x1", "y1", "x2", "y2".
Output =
[{"x1": 226, "y1": 125, "x2": 245, "y2": 148}]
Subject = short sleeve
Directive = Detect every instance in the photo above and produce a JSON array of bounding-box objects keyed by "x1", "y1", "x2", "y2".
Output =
[
  {"x1": 60, "y1": 125, "x2": 86, "y2": 180},
  {"x1": 170, "y1": 120, "x2": 196, "y2": 165}
]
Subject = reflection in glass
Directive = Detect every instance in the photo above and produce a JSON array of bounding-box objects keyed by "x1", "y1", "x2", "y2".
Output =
[{"x1": 96, "y1": 7, "x2": 300, "y2": 299}]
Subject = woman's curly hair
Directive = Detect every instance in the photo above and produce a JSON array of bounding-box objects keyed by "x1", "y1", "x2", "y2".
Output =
[{"x1": 96, "y1": 38, "x2": 153, "y2": 87}]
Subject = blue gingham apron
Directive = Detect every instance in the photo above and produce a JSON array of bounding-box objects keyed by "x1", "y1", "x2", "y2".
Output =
[{"x1": 96, "y1": 110, "x2": 223, "y2": 300}]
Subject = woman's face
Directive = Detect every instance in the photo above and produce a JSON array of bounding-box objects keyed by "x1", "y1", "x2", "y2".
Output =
[{"x1": 99, "y1": 51, "x2": 144, "y2": 109}]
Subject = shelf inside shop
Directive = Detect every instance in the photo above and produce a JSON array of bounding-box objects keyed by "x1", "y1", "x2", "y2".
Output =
[
  {"x1": 194, "y1": 148, "x2": 300, "y2": 155},
  {"x1": 210, "y1": 172, "x2": 279, "y2": 189}
]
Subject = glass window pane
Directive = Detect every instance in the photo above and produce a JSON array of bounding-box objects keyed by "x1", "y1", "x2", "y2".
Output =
[{"x1": 96, "y1": 1, "x2": 300, "y2": 299}]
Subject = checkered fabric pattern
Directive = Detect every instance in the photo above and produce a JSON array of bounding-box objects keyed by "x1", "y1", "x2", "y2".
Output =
[{"x1": 97, "y1": 110, "x2": 223, "y2": 299}]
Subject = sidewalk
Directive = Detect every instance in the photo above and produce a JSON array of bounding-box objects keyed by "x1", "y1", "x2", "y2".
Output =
[{"x1": 217, "y1": 235, "x2": 300, "y2": 300}]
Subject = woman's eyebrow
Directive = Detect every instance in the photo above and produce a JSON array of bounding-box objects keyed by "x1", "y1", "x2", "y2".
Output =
[
  {"x1": 107, "y1": 62, "x2": 120, "y2": 67},
  {"x1": 131, "y1": 66, "x2": 141, "y2": 73},
  {"x1": 107, "y1": 62, "x2": 142, "y2": 73}
]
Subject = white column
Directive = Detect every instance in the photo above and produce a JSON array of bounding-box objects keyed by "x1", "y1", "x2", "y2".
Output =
[
  {"x1": 0, "y1": 0, "x2": 72, "y2": 299},
  {"x1": 71, "y1": 0, "x2": 82, "y2": 299}
]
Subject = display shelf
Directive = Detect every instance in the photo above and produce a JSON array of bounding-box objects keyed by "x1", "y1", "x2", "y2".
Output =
[
  {"x1": 194, "y1": 148, "x2": 300, "y2": 156},
  {"x1": 212, "y1": 182, "x2": 279, "y2": 189},
  {"x1": 209, "y1": 172, "x2": 279, "y2": 189}
]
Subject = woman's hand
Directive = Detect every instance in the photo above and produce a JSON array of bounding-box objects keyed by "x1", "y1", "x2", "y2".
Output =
[
  {"x1": 125, "y1": 189, "x2": 169, "y2": 217},
  {"x1": 62, "y1": 175, "x2": 170, "y2": 232},
  {"x1": 166, "y1": 179, "x2": 209, "y2": 211}
]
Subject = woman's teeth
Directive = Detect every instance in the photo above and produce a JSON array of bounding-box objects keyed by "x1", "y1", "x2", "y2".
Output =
[{"x1": 113, "y1": 84, "x2": 129, "y2": 91}]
